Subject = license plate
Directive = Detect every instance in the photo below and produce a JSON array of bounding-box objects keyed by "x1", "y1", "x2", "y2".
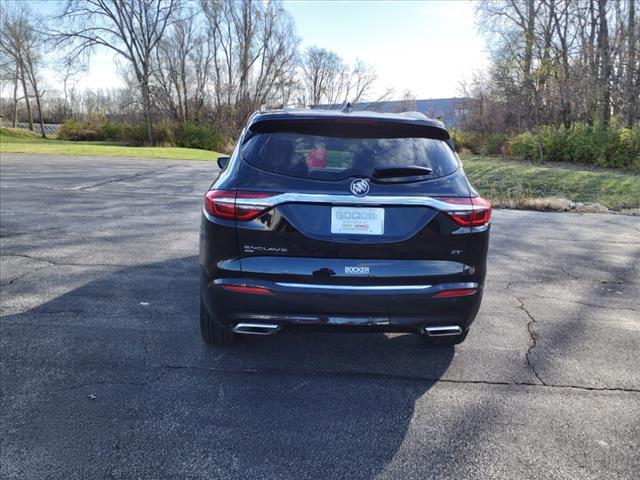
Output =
[{"x1": 331, "y1": 207, "x2": 384, "y2": 235}]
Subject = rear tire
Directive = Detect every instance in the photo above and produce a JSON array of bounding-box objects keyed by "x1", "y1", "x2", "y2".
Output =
[
  {"x1": 423, "y1": 329, "x2": 468, "y2": 347},
  {"x1": 199, "y1": 298, "x2": 236, "y2": 346}
]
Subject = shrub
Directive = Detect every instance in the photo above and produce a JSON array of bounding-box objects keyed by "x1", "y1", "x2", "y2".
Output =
[
  {"x1": 604, "y1": 126, "x2": 640, "y2": 169},
  {"x1": 152, "y1": 121, "x2": 176, "y2": 146},
  {"x1": 450, "y1": 130, "x2": 483, "y2": 154},
  {"x1": 96, "y1": 122, "x2": 124, "y2": 141},
  {"x1": 565, "y1": 123, "x2": 603, "y2": 164},
  {"x1": 121, "y1": 123, "x2": 148, "y2": 146},
  {"x1": 175, "y1": 123, "x2": 224, "y2": 151},
  {"x1": 507, "y1": 131, "x2": 540, "y2": 160},
  {"x1": 481, "y1": 132, "x2": 507, "y2": 156},
  {"x1": 539, "y1": 126, "x2": 570, "y2": 162},
  {"x1": 113, "y1": 122, "x2": 176, "y2": 146},
  {"x1": 505, "y1": 123, "x2": 640, "y2": 170},
  {"x1": 58, "y1": 119, "x2": 99, "y2": 141}
]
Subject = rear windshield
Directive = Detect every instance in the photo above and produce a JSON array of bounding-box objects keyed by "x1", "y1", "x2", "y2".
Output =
[{"x1": 241, "y1": 132, "x2": 459, "y2": 181}]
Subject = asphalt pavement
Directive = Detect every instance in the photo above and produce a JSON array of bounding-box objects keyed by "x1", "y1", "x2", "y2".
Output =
[{"x1": 1, "y1": 153, "x2": 639, "y2": 479}]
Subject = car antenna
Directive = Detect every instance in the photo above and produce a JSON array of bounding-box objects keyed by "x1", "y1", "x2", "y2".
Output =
[{"x1": 340, "y1": 100, "x2": 352, "y2": 113}]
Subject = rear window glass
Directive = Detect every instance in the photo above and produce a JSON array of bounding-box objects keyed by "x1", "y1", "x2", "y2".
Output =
[{"x1": 241, "y1": 132, "x2": 459, "y2": 181}]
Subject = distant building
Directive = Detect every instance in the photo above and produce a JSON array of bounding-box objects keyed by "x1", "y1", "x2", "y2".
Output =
[{"x1": 312, "y1": 97, "x2": 474, "y2": 129}]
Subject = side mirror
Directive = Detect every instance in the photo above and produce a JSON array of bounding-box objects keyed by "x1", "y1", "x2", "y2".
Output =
[{"x1": 217, "y1": 156, "x2": 230, "y2": 170}]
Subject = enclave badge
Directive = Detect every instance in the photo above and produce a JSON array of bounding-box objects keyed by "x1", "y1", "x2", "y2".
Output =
[{"x1": 350, "y1": 178, "x2": 370, "y2": 197}]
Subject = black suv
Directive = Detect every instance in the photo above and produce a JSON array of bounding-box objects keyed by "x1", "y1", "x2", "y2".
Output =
[{"x1": 199, "y1": 109, "x2": 490, "y2": 347}]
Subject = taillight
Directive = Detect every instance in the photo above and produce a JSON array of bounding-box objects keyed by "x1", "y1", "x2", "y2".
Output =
[
  {"x1": 204, "y1": 190, "x2": 274, "y2": 221},
  {"x1": 439, "y1": 197, "x2": 492, "y2": 227}
]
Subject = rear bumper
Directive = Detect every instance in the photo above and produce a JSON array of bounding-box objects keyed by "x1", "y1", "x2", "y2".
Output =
[{"x1": 201, "y1": 274, "x2": 484, "y2": 334}]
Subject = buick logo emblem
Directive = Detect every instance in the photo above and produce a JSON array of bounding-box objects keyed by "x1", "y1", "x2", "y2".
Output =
[{"x1": 350, "y1": 179, "x2": 370, "y2": 197}]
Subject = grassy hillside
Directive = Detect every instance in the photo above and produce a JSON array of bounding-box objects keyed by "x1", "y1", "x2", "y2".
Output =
[
  {"x1": 461, "y1": 155, "x2": 640, "y2": 210},
  {"x1": 0, "y1": 128, "x2": 221, "y2": 161}
]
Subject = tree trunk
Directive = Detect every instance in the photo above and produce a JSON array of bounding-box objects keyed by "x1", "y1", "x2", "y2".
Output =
[
  {"x1": 533, "y1": 89, "x2": 544, "y2": 163},
  {"x1": 23, "y1": 53, "x2": 47, "y2": 138},
  {"x1": 12, "y1": 64, "x2": 18, "y2": 128},
  {"x1": 557, "y1": 42, "x2": 572, "y2": 128},
  {"x1": 597, "y1": 0, "x2": 611, "y2": 127},
  {"x1": 19, "y1": 65, "x2": 33, "y2": 131},
  {"x1": 587, "y1": 0, "x2": 599, "y2": 124},
  {"x1": 32, "y1": 83, "x2": 46, "y2": 138},
  {"x1": 523, "y1": 0, "x2": 537, "y2": 129},
  {"x1": 181, "y1": 63, "x2": 189, "y2": 123},
  {"x1": 141, "y1": 79, "x2": 154, "y2": 146},
  {"x1": 626, "y1": 0, "x2": 637, "y2": 127}
]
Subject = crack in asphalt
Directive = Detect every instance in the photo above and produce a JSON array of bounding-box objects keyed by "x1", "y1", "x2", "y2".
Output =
[
  {"x1": 0, "y1": 254, "x2": 59, "y2": 286},
  {"x1": 2, "y1": 364, "x2": 639, "y2": 399},
  {"x1": 1, "y1": 253, "x2": 178, "y2": 274},
  {"x1": 530, "y1": 293, "x2": 638, "y2": 312},
  {"x1": 3, "y1": 253, "x2": 57, "y2": 266},
  {"x1": 161, "y1": 364, "x2": 640, "y2": 393},
  {"x1": 72, "y1": 165, "x2": 177, "y2": 191},
  {"x1": 2, "y1": 184, "x2": 202, "y2": 199},
  {"x1": 492, "y1": 251, "x2": 580, "y2": 280},
  {"x1": 516, "y1": 296, "x2": 547, "y2": 386},
  {"x1": 559, "y1": 265, "x2": 579, "y2": 280},
  {"x1": 0, "y1": 266, "x2": 51, "y2": 287},
  {"x1": 0, "y1": 370, "x2": 172, "y2": 399},
  {"x1": 602, "y1": 218, "x2": 640, "y2": 233}
]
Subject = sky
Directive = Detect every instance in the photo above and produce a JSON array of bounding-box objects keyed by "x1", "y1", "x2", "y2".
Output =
[
  {"x1": 13, "y1": 0, "x2": 489, "y2": 100},
  {"x1": 284, "y1": 0, "x2": 489, "y2": 98}
]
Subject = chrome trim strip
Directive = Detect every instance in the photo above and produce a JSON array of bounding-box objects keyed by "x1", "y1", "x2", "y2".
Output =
[
  {"x1": 275, "y1": 282, "x2": 432, "y2": 291},
  {"x1": 234, "y1": 193, "x2": 476, "y2": 212},
  {"x1": 243, "y1": 314, "x2": 390, "y2": 326}
]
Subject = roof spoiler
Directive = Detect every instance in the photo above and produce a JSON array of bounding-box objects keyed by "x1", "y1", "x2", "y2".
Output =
[{"x1": 247, "y1": 117, "x2": 450, "y2": 141}]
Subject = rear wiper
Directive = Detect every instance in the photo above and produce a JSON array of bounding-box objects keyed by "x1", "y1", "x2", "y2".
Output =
[{"x1": 372, "y1": 166, "x2": 432, "y2": 178}]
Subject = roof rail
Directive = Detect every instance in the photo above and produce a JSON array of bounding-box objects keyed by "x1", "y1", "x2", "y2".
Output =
[
  {"x1": 260, "y1": 102, "x2": 285, "y2": 112},
  {"x1": 399, "y1": 111, "x2": 428, "y2": 119},
  {"x1": 260, "y1": 102, "x2": 310, "y2": 112}
]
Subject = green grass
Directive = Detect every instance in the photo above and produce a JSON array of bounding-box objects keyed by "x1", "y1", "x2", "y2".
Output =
[
  {"x1": 461, "y1": 155, "x2": 640, "y2": 210},
  {"x1": 0, "y1": 128, "x2": 222, "y2": 161}
]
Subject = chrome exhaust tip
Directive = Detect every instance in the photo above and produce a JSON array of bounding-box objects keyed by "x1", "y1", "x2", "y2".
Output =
[
  {"x1": 233, "y1": 323, "x2": 280, "y2": 335},
  {"x1": 424, "y1": 325, "x2": 463, "y2": 337}
]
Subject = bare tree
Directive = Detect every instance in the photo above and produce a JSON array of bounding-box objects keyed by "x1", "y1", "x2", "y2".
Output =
[
  {"x1": 626, "y1": 0, "x2": 637, "y2": 127},
  {"x1": 596, "y1": 0, "x2": 611, "y2": 126},
  {"x1": 0, "y1": 59, "x2": 20, "y2": 127},
  {"x1": 548, "y1": 0, "x2": 575, "y2": 128},
  {"x1": 153, "y1": 14, "x2": 198, "y2": 123},
  {"x1": 477, "y1": 0, "x2": 544, "y2": 130},
  {"x1": 346, "y1": 59, "x2": 377, "y2": 104},
  {"x1": 0, "y1": 5, "x2": 46, "y2": 136},
  {"x1": 300, "y1": 46, "x2": 347, "y2": 106},
  {"x1": 472, "y1": 0, "x2": 639, "y2": 136},
  {"x1": 54, "y1": 0, "x2": 181, "y2": 145},
  {"x1": 200, "y1": 0, "x2": 299, "y2": 131},
  {"x1": 399, "y1": 89, "x2": 416, "y2": 112},
  {"x1": 11, "y1": 63, "x2": 19, "y2": 127},
  {"x1": 300, "y1": 48, "x2": 378, "y2": 107}
]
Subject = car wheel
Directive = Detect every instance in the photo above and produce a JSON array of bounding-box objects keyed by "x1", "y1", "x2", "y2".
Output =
[
  {"x1": 423, "y1": 329, "x2": 468, "y2": 347},
  {"x1": 199, "y1": 298, "x2": 236, "y2": 346}
]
